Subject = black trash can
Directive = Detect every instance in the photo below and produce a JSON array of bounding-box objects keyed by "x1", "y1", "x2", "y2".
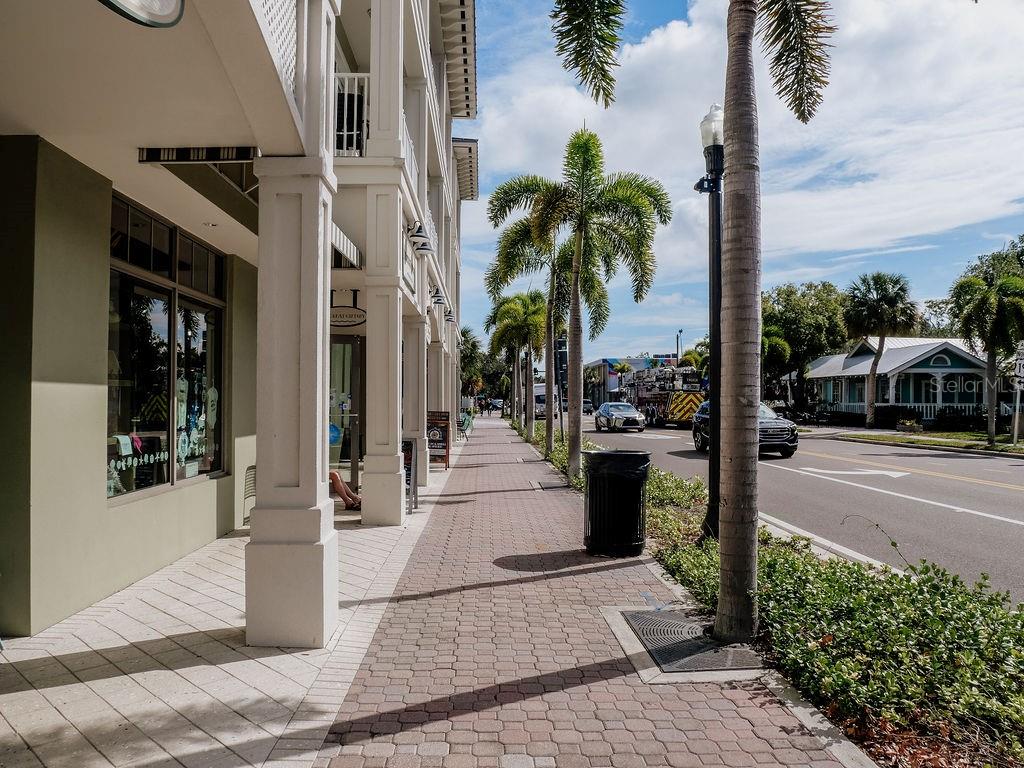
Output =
[{"x1": 582, "y1": 449, "x2": 651, "y2": 557}]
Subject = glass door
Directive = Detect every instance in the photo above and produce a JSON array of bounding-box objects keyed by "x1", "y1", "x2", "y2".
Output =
[{"x1": 329, "y1": 334, "x2": 364, "y2": 491}]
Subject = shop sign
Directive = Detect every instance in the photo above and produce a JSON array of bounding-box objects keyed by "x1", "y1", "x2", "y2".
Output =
[
  {"x1": 402, "y1": 440, "x2": 419, "y2": 508},
  {"x1": 331, "y1": 306, "x2": 366, "y2": 328},
  {"x1": 427, "y1": 411, "x2": 450, "y2": 469}
]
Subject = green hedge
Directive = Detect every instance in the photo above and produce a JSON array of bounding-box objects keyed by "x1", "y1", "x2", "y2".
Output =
[{"x1": 656, "y1": 521, "x2": 1024, "y2": 764}]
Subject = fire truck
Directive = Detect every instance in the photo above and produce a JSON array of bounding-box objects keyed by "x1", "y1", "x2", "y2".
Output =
[{"x1": 620, "y1": 366, "x2": 704, "y2": 427}]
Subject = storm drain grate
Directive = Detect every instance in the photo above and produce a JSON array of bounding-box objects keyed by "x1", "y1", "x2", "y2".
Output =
[{"x1": 622, "y1": 609, "x2": 763, "y2": 673}]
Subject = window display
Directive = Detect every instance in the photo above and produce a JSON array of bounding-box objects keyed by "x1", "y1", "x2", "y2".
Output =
[
  {"x1": 107, "y1": 194, "x2": 226, "y2": 499},
  {"x1": 175, "y1": 302, "x2": 221, "y2": 480},
  {"x1": 107, "y1": 272, "x2": 171, "y2": 497}
]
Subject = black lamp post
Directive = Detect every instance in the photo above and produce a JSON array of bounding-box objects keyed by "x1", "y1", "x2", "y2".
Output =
[{"x1": 695, "y1": 104, "x2": 724, "y2": 539}]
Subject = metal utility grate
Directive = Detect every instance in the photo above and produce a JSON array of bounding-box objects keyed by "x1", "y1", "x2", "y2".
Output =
[{"x1": 622, "y1": 609, "x2": 763, "y2": 673}]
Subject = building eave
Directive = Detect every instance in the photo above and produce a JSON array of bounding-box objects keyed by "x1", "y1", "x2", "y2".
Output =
[
  {"x1": 439, "y1": 0, "x2": 478, "y2": 119},
  {"x1": 452, "y1": 137, "x2": 479, "y2": 201}
]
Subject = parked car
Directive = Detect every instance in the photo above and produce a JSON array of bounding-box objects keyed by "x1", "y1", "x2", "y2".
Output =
[
  {"x1": 582, "y1": 399, "x2": 594, "y2": 415},
  {"x1": 692, "y1": 401, "x2": 798, "y2": 457},
  {"x1": 594, "y1": 402, "x2": 646, "y2": 432}
]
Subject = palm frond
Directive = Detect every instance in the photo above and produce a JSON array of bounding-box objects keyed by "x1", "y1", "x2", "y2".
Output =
[
  {"x1": 486, "y1": 218, "x2": 549, "y2": 298},
  {"x1": 758, "y1": 0, "x2": 836, "y2": 123},
  {"x1": 488, "y1": 175, "x2": 558, "y2": 226},
  {"x1": 563, "y1": 129, "x2": 606, "y2": 214},
  {"x1": 603, "y1": 173, "x2": 673, "y2": 226},
  {"x1": 550, "y1": 0, "x2": 625, "y2": 108},
  {"x1": 529, "y1": 183, "x2": 573, "y2": 249}
]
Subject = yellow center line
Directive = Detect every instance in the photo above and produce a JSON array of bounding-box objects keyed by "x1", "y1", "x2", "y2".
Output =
[{"x1": 799, "y1": 449, "x2": 1024, "y2": 492}]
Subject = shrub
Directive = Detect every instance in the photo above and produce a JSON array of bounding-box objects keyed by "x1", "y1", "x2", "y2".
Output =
[{"x1": 653, "y1": 518, "x2": 1024, "y2": 764}]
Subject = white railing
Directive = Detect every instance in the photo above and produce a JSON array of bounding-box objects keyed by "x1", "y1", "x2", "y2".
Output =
[
  {"x1": 423, "y1": 203, "x2": 438, "y2": 253},
  {"x1": 334, "y1": 73, "x2": 370, "y2": 157},
  {"x1": 831, "y1": 402, "x2": 981, "y2": 420},
  {"x1": 401, "y1": 110, "x2": 419, "y2": 191}
]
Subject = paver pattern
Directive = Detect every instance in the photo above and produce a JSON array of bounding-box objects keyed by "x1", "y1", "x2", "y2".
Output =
[
  {"x1": 0, "y1": 497, "x2": 438, "y2": 768},
  {"x1": 322, "y1": 418, "x2": 845, "y2": 768}
]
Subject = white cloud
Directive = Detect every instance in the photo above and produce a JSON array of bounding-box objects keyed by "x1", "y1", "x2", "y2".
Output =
[{"x1": 462, "y1": 0, "x2": 1024, "y2": 356}]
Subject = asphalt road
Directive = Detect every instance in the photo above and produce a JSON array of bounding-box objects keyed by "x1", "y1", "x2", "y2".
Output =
[{"x1": 570, "y1": 416, "x2": 1024, "y2": 602}]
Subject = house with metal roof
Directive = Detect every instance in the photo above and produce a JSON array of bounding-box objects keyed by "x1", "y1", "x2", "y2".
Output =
[{"x1": 805, "y1": 337, "x2": 1006, "y2": 422}]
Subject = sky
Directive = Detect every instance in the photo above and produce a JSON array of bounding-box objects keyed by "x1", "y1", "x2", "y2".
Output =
[{"x1": 456, "y1": 0, "x2": 1024, "y2": 361}]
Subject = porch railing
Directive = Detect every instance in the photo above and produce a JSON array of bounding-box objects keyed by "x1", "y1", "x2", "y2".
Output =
[
  {"x1": 830, "y1": 402, "x2": 980, "y2": 421},
  {"x1": 423, "y1": 202, "x2": 438, "y2": 254},
  {"x1": 335, "y1": 73, "x2": 370, "y2": 157},
  {"x1": 401, "y1": 110, "x2": 419, "y2": 191}
]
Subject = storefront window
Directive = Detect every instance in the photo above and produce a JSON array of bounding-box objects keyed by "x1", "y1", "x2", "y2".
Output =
[
  {"x1": 175, "y1": 302, "x2": 222, "y2": 480},
  {"x1": 107, "y1": 194, "x2": 227, "y2": 498},
  {"x1": 107, "y1": 271, "x2": 171, "y2": 497}
]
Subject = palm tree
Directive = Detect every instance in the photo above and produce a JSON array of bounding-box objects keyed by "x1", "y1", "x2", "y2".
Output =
[
  {"x1": 761, "y1": 325, "x2": 791, "y2": 400},
  {"x1": 950, "y1": 255, "x2": 1024, "y2": 445},
  {"x1": 459, "y1": 326, "x2": 484, "y2": 397},
  {"x1": 611, "y1": 361, "x2": 632, "y2": 375},
  {"x1": 843, "y1": 273, "x2": 918, "y2": 428},
  {"x1": 485, "y1": 221, "x2": 609, "y2": 456},
  {"x1": 488, "y1": 130, "x2": 671, "y2": 477},
  {"x1": 550, "y1": 0, "x2": 836, "y2": 641},
  {"x1": 485, "y1": 291, "x2": 547, "y2": 439}
]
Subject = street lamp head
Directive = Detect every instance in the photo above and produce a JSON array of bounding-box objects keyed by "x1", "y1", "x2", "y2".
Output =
[{"x1": 699, "y1": 104, "x2": 724, "y2": 149}]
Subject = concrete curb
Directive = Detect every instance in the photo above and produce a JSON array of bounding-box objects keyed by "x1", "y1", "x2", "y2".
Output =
[{"x1": 835, "y1": 434, "x2": 1021, "y2": 458}]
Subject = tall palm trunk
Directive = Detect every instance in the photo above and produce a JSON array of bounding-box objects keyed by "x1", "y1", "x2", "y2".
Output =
[
  {"x1": 512, "y1": 349, "x2": 521, "y2": 429},
  {"x1": 716, "y1": 0, "x2": 760, "y2": 644},
  {"x1": 545, "y1": 276, "x2": 556, "y2": 455},
  {"x1": 567, "y1": 230, "x2": 584, "y2": 477},
  {"x1": 525, "y1": 350, "x2": 535, "y2": 439},
  {"x1": 865, "y1": 334, "x2": 885, "y2": 428},
  {"x1": 986, "y1": 347, "x2": 997, "y2": 446}
]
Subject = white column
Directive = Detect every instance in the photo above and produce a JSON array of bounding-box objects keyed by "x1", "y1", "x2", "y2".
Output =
[
  {"x1": 245, "y1": 0, "x2": 339, "y2": 649},
  {"x1": 428, "y1": 340, "x2": 444, "y2": 412},
  {"x1": 246, "y1": 158, "x2": 338, "y2": 648},
  {"x1": 888, "y1": 374, "x2": 898, "y2": 404},
  {"x1": 403, "y1": 317, "x2": 429, "y2": 487},
  {"x1": 361, "y1": 186, "x2": 405, "y2": 525},
  {"x1": 934, "y1": 373, "x2": 945, "y2": 406},
  {"x1": 367, "y1": 0, "x2": 404, "y2": 159}
]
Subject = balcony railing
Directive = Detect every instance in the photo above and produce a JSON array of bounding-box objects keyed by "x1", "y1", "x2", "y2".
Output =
[
  {"x1": 423, "y1": 203, "x2": 438, "y2": 253},
  {"x1": 335, "y1": 73, "x2": 370, "y2": 157},
  {"x1": 401, "y1": 110, "x2": 419, "y2": 192}
]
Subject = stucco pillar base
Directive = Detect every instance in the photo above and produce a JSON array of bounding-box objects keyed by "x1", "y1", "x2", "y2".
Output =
[
  {"x1": 245, "y1": 500, "x2": 338, "y2": 648},
  {"x1": 361, "y1": 455, "x2": 405, "y2": 526}
]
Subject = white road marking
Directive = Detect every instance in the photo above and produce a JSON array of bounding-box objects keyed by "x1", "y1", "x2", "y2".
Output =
[
  {"x1": 800, "y1": 467, "x2": 909, "y2": 479},
  {"x1": 761, "y1": 462, "x2": 1024, "y2": 528},
  {"x1": 759, "y1": 513, "x2": 896, "y2": 571},
  {"x1": 629, "y1": 434, "x2": 677, "y2": 440}
]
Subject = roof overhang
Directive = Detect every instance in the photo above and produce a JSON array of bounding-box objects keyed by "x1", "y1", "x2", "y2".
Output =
[
  {"x1": 452, "y1": 138, "x2": 479, "y2": 200},
  {"x1": 439, "y1": 0, "x2": 478, "y2": 119}
]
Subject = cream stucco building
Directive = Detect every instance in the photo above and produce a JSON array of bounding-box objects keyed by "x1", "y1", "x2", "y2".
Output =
[{"x1": 0, "y1": 0, "x2": 478, "y2": 648}]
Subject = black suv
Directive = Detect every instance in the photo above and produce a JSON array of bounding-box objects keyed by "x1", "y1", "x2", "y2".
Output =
[{"x1": 692, "y1": 401, "x2": 798, "y2": 458}]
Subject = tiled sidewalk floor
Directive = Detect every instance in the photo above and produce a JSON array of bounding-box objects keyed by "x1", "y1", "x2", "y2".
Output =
[
  {"x1": 0, "y1": 461, "x2": 452, "y2": 768},
  {"x1": 320, "y1": 418, "x2": 848, "y2": 768},
  {"x1": 1, "y1": 420, "x2": 856, "y2": 768}
]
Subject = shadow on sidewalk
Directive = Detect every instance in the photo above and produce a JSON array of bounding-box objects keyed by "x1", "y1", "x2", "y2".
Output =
[{"x1": 337, "y1": 557, "x2": 645, "y2": 609}]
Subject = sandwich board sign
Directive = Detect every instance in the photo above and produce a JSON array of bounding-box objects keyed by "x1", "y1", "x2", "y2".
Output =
[{"x1": 427, "y1": 411, "x2": 450, "y2": 469}]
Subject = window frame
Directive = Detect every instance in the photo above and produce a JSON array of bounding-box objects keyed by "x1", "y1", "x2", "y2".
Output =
[{"x1": 108, "y1": 193, "x2": 228, "y2": 502}]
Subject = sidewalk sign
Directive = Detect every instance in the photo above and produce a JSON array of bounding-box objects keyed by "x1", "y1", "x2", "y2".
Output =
[
  {"x1": 427, "y1": 411, "x2": 450, "y2": 469},
  {"x1": 401, "y1": 439, "x2": 419, "y2": 509}
]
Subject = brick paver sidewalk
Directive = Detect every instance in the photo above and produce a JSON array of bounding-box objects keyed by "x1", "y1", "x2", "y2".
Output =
[{"x1": 321, "y1": 418, "x2": 846, "y2": 768}]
